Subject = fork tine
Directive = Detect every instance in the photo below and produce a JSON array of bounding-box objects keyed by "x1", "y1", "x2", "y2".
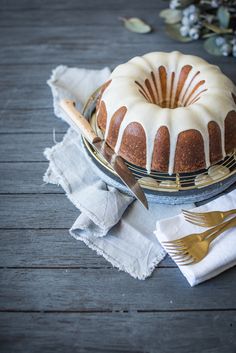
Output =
[
  {"x1": 173, "y1": 254, "x2": 193, "y2": 263},
  {"x1": 162, "y1": 241, "x2": 187, "y2": 247},
  {"x1": 165, "y1": 244, "x2": 187, "y2": 251},
  {"x1": 164, "y1": 239, "x2": 190, "y2": 247},
  {"x1": 163, "y1": 244, "x2": 188, "y2": 251},
  {"x1": 170, "y1": 249, "x2": 189, "y2": 256},
  {"x1": 168, "y1": 250, "x2": 189, "y2": 258},
  {"x1": 182, "y1": 209, "x2": 207, "y2": 217},
  {"x1": 182, "y1": 212, "x2": 205, "y2": 221},
  {"x1": 164, "y1": 245, "x2": 188, "y2": 253},
  {"x1": 173, "y1": 253, "x2": 196, "y2": 263},
  {"x1": 176, "y1": 258, "x2": 196, "y2": 266},
  {"x1": 170, "y1": 250, "x2": 190, "y2": 258},
  {"x1": 172, "y1": 255, "x2": 191, "y2": 262},
  {"x1": 169, "y1": 238, "x2": 191, "y2": 244},
  {"x1": 162, "y1": 238, "x2": 188, "y2": 245},
  {"x1": 183, "y1": 215, "x2": 206, "y2": 222},
  {"x1": 183, "y1": 217, "x2": 208, "y2": 227}
]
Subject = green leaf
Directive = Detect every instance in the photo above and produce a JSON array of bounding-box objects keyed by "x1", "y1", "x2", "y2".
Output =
[
  {"x1": 217, "y1": 6, "x2": 230, "y2": 29},
  {"x1": 204, "y1": 37, "x2": 222, "y2": 56},
  {"x1": 165, "y1": 23, "x2": 194, "y2": 42},
  {"x1": 159, "y1": 8, "x2": 182, "y2": 24},
  {"x1": 203, "y1": 22, "x2": 232, "y2": 34},
  {"x1": 120, "y1": 17, "x2": 152, "y2": 34}
]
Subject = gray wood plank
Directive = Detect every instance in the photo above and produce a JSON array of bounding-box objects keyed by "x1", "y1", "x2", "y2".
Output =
[
  {"x1": 0, "y1": 64, "x2": 55, "y2": 85},
  {"x1": 0, "y1": 64, "x2": 108, "y2": 86},
  {"x1": 0, "y1": 194, "x2": 185, "y2": 236},
  {"x1": 0, "y1": 311, "x2": 236, "y2": 353},
  {"x1": 0, "y1": 109, "x2": 67, "y2": 133},
  {"x1": 0, "y1": 8, "x2": 157, "y2": 27},
  {"x1": 0, "y1": 228, "x2": 174, "y2": 268},
  {"x1": 0, "y1": 188, "x2": 235, "y2": 230},
  {"x1": 0, "y1": 25, "x2": 165, "y2": 47},
  {"x1": 0, "y1": 25, "x2": 235, "y2": 72},
  {"x1": 0, "y1": 133, "x2": 64, "y2": 161},
  {"x1": 0, "y1": 194, "x2": 78, "y2": 228},
  {"x1": 0, "y1": 85, "x2": 52, "y2": 109},
  {"x1": 0, "y1": 0, "x2": 167, "y2": 11},
  {"x1": 0, "y1": 162, "x2": 64, "y2": 194},
  {"x1": 0, "y1": 267, "x2": 236, "y2": 311}
]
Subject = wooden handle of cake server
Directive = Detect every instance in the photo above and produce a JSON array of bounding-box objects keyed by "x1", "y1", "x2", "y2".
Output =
[{"x1": 59, "y1": 99, "x2": 101, "y2": 144}]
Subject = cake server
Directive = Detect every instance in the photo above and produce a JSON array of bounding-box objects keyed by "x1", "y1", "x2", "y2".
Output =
[{"x1": 59, "y1": 99, "x2": 148, "y2": 209}]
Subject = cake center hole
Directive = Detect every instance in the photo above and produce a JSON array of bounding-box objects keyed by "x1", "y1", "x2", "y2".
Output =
[{"x1": 135, "y1": 66, "x2": 207, "y2": 109}]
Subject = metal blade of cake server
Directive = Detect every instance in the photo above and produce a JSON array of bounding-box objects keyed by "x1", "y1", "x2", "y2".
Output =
[{"x1": 93, "y1": 141, "x2": 148, "y2": 209}]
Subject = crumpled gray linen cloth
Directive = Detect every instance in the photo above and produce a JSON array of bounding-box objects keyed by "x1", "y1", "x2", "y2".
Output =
[{"x1": 44, "y1": 65, "x2": 193, "y2": 279}]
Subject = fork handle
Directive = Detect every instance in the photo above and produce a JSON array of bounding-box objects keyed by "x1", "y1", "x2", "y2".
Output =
[
  {"x1": 207, "y1": 215, "x2": 236, "y2": 243},
  {"x1": 224, "y1": 208, "x2": 236, "y2": 217}
]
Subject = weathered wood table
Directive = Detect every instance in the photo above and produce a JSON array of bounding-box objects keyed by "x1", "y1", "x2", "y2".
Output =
[{"x1": 0, "y1": 0, "x2": 236, "y2": 352}]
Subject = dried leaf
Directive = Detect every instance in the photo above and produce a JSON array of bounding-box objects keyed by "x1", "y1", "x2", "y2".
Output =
[
  {"x1": 159, "y1": 8, "x2": 182, "y2": 24},
  {"x1": 204, "y1": 37, "x2": 222, "y2": 56},
  {"x1": 202, "y1": 32, "x2": 216, "y2": 39},
  {"x1": 120, "y1": 17, "x2": 152, "y2": 34},
  {"x1": 165, "y1": 23, "x2": 194, "y2": 42},
  {"x1": 217, "y1": 6, "x2": 230, "y2": 29},
  {"x1": 203, "y1": 22, "x2": 232, "y2": 34}
]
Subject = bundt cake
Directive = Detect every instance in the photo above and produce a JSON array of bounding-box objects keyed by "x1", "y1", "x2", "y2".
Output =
[{"x1": 96, "y1": 51, "x2": 236, "y2": 175}]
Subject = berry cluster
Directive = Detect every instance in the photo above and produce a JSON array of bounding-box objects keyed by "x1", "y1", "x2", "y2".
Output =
[
  {"x1": 167, "y1": 0, "x2": 236, "y2": 57},
  {"x1": 180, "y1": 5, "x2": 201, "y2": 39},
  {"x1": 215, "y1": 36, "x2": 236, "y2": 56}
]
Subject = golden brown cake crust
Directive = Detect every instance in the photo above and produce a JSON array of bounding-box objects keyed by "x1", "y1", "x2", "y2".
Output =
[
  {"x1": 208, "y1": 121, "x2": 223, "y2": 164},
  {"x1": 96, "y1": 80, "x2": 236, "y2": 174},
  {"x1": 151, "y1": 127, "x2": 170, "y2": 171}
]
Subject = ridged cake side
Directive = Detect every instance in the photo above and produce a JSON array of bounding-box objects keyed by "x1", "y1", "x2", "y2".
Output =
[{"x1": 96, "y1": 51, "x2": 236, "y2": 174}]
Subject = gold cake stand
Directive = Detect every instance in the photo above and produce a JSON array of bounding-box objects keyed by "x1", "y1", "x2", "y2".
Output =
[{"x1": 80, "y1": 87, "x2": 236, "y2": 203}]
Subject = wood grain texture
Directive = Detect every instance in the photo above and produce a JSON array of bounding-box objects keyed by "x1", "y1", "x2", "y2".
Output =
[
  {"x1": 0, "y1": 0, "x2": 170, "y2": 11},
  {"x1": 0, "y1": 312, "x2": 236, "y2": 353},
  {"x1": 0, "y1": 8, "x2": 157, "y2": 27},
  {"x1": 0, "y1": 133, "x2": 64, "y2": 161},
  {"x1": 0, "y1": 109, "x2": 67, "y2": 133},
  {"x1": 0, "y1": 194, "x2": 78, "y2": 228},
  {"x1": 0, "y1": 163, "x2": 64, "y2": 193},
  {"x1": 1, "y1": 267, "x2": 236, "y2": 311},
  {"x1": 0, "y1": 0, "x2": 236, "y2": 351},
  {"x1": 0, "y1": 25, "x2": 234, "y2": 71},
  {"x1": 0, "y1": 85, "x2": 52, "y2": 109},
  {"x1": 0, "y1": 229, "x2": 174, "y2": 268}
]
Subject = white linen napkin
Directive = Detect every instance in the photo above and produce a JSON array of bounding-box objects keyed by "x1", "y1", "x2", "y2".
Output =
[
  {"x1": 44, "y1": 65, "x2": 193, "y2": 279},
  {"x1": 155, "y1": 190, "x2": 236, "y2": 286}
]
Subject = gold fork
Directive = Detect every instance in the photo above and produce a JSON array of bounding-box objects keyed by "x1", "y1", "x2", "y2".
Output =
[
  {"x1": 162, "y1": 216, "x2": 236, "y2": 265},
  {"x1": 182, "y1": 208, "x2": 236, "y2": 227}
]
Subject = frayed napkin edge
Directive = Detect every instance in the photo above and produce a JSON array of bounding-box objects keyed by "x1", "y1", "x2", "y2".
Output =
[
  {"x1": 43, "y1": 136, "x2": 113, "y2": 235},
  {"x1": 70, "y1": 227, "x2": 167, "y2": 280},
  {"x1": 44, "y1": 141, "x2": 167, "y2": 279},
  {"x1": 43, "y1": 131, "x2": 134, "y2": 237}
]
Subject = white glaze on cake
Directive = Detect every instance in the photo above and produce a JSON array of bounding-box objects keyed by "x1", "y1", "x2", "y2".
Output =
[{"x1": 97, "y1": 51, "x2": 236, "y2": 174}]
